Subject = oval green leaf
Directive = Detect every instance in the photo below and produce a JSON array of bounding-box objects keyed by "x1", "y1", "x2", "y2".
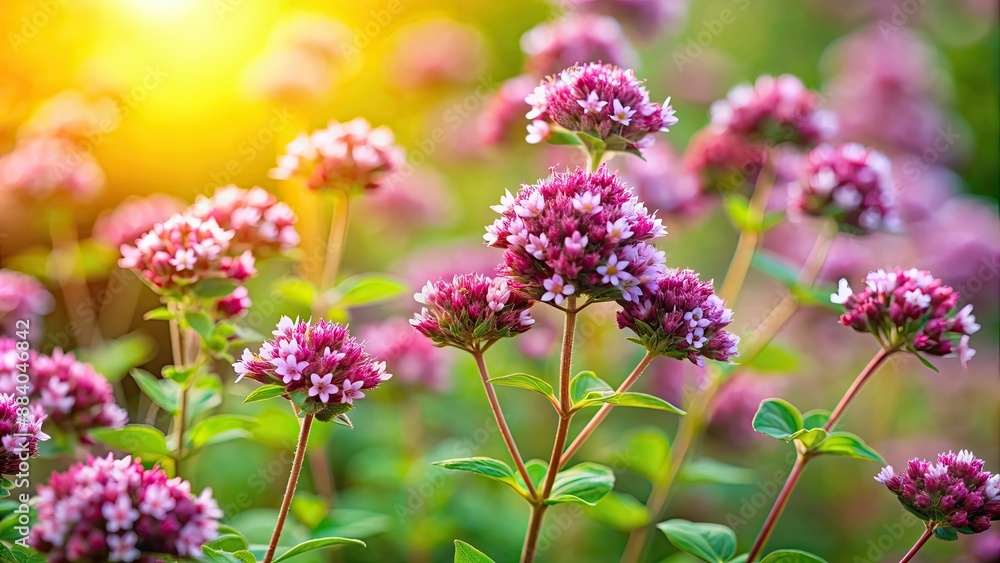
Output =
[
  {"x1": 272, "y1": 537, "x2": 366, "y2": 562},
  {"x1": 656, "y1": 519, "x2": 737, "y2": 563},
  {"x1": 752, "y1": 399, "x2": 803, "y2": 441},
  {"x1": 760, "y1": 549, "x2": 829, "y2": 562},
  {"x1": 488, "y1": 373, "x2": 556, "y2": 405},
  {"x1": 546, "y1": 462, "x2": 615, "y2": 506},
  {"x1": 454, "y1": 540, "x2": 496, "y2": 563},
  {"x1": 130, "y1": 368, "x2": 179, "y2": 414},
  {"x1": 90, "y1": 424, "x2": 170, "y2": 457},
  {"x1": 811, "y1": 431, "x2": 884, "y2": 463},
  {"x1": 433, "y1": 457, "x2": 520, "y2": 491},
  {"x1": 243, "y1": 384, "x2": 287, "y2": 404}
]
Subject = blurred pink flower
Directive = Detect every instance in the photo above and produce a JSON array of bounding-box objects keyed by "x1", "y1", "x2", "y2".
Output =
[
  {"x1": 190, "y1": 185, "x2": 299, "y2": 253},
  {"x1": 0, "y1": 137, "x2": 104, "y2": 200},
  {"x1": 559, "y1": 0, "x2": 689, "y2": 42},
  {"x1": 18, "y1": 89, "x2": 120, "y2": 143},
  {"x1": 0, "y1": 270, "x2": 53, "y2": 342},
  {"x1": 396, "y1": 243, "x2": 503, "y2": 288},
  {"x1": 909, "y1": 196, "x2": 1000, "y2": 293},
  {"x1": 683, "y1": 126, "x2": 765, "y2": 196},
  {"x1": 521, "y1": 14, "x2": 636, "y2": 76},
  {"x1": 93, "y1": 194, "x2": 187, "y2": 248},
  {"x1": 360, "y1": 318, "x2": 453, "y2": 391},
  {"x1": 361, "y1": 168, "x2": 454, "y2": 230},
  {"x1": 618, "y1": 141, "x2": 704, "y2": 216},
  {"x1": 385, "y1": 19, "x2": 487, "y2": 89},
  {"x1": 479, "y1": 75, "x2": 538, "y2": 146},
  {"x1": 710, "y1": 375, "x2": 788, "y2": 443}
]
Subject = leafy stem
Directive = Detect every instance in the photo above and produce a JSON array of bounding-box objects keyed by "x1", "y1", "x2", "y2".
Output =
[
  {"x1": 263, "y1": 413, "x2": 315, "y2": 563},
  {"x1": 167, "y1": 300, "x2": 189, "y2": 476}
]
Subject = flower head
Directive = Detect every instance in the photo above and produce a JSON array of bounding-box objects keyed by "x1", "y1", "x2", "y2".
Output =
[
  {"x1": 710, "y1": 74, "x2": 837, "y2": 147},
  {"x1": 790, "y1": 143, "x2": 899, "y2": 234},
  {"x1": 0, "y1": 137, "x2": 104, "y2": 200},
  {"x1": 0, "y1": 391, "x2": 48, "y2": 476},
  {"x1": 526, "y1": 63, "x2": 676, "y2": 153},
  {"x1": 93, "y1": 195, "x2": 187, "y2": 249},
  {"x1": 520, "y1": 14, "x2": 636, "y2": 76},
  {"x1": 876, "y1": 450, "x2": 1000, "y2": 534},
  {"x1": 270, "y1": 118, "x2": 405, "y2": 192},
  {"x1": 560, "y1": 0, "x2": 688, "y2": 42},
  {"x1": 833, "y1": 268, "x2": 978, "y2": 364},
  {"x1": 31, "y1": 454, "x2": 221, "y2": 561},
  {"x1": 360, "y1": 319, "x2": 453, "y2": 391},
  {"x1": 683, "y1": 126, "x2": 766, "y2": 196},
  {"x1": 411, "y1": 274, "x2": 534, "y2": 352},
  {"x1": 617, "y1": 268, "x2": 739, "y2": 366},
  {"x1": 0, "y1": 270, "x2": 53, "y2": 342},
  {"x1": 119, "y1": 214, "x2": 256, "y2": 293},
  {"x1": 216, "y1": 286, "x2": 252, "y2": 319},
  {"x1": 234, "y1": 317, "x2": 389, "y2": 417},
  {"x1": 480, "y1": 75, "x2": 540, "y2": 145},
  {"x1": 190, "y1": 185, "x2": 300, "y2": 253},
  {"x1": 0, "y1": 342, "x2": 127, "y2": 437},
  {"x1": 486, "y1": 165, "x2": 667, "y2": 304}
]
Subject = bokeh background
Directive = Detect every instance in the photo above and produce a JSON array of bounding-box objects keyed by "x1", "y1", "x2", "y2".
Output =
[{"x1": 1, "y1": 0, "x2": 998, "y2": 561}]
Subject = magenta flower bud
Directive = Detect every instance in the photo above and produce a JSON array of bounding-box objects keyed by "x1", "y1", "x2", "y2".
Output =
[
  {"x1": 190, "y1": 185, "x2": 300, "y2": 253},
  {"x1": 360, "y1": 319, "x2": 453, "y2": 391},
  {"x1": 233, "y1": 317, "x2": 390, "y2": 418},
  {"x1": 876, "y1": 450, "x2": 1000, "y2": 534},
  {"x1": 0, "y1": 270, "x2": 53, "y2": 342},
  {"x1": 93, "y1": 195, "x2": 187, "y2": 249},
  {"x1": 216, "y1": 286, "x2": 251, "y2": 319},
  {"x1": 710, "y1": 74, "x2": 837, "y2": 147},
  {"x1": 0, "y1": 137, "x2": 104, "y2": 200},
  {"x1": 486, "y1": 165, "x2": 667, "y2": 305},
  {"x1": 411, "y1": 274, "x2": 534, "y2": 352},
  {"x1": 790, "y1": 143, "x2": 899, "y2": 234},
  {"x1": 31, "y1": 454, "x2": 222, "y2": 561},
  {"x1": 560, "y1": 0, "x2": 688, "y2": 42},
  {"x1": 526, "y1": 62, "x2": 677, "y2": 154},
  {"x1": 831, "y1": 268, "x2": 979, "y2": 364},
  {"x1": 270, "y1": 118, "x2": 405, "y2": 192},
  {"x1": 0, "y1": 391, "x2": 48, "y2": 476},
  {"x1": 616, "y1": 268, "x2": 739, "y2": 366},
  {"x1": 0, "y1": 342, "x2": 127, "y2": 437},
  {"x1": 682, "y1": 127, "x2": 766, "y2": 196},
  {"x1": 119, "y1": 214, "x2": 256, "y2": 293},
  {"x1": 520, "y1": 14, "x2": 636, "y2": 76}
]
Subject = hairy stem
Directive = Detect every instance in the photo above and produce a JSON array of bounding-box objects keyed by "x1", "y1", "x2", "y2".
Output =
[
  {"x1": 521, "y1": 297, "x2": 578, "y2": 563},
  {"x1": 472, "y1": 350, "x2": 537, "y2": 499},
  {"x1": 264, "y1": 413, "x2": 315, "y2": 563},
  {"x1": 559, "y1": 351, "x2": 655, "y2": 468},
  {"x1": 899, "y1": 525, "x2": 934, "y2": 563},
  {"x1": 745, "y1": 453, "x2": 810, "y2": 562}
]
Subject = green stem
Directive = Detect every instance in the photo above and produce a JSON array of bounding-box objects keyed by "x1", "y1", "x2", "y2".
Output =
[
  {"x1": 718, "y1": 156, "x2": 774, "y2": 304},
  {"x1": 520, "y1": 297, "x2": 578, "y2": 563},
  {"x1": 167, "y1": 302, "x2": 187, "y2": 477},
  {"x1": 263, "y1": 413, "x2": 314, "y2": 563},
  {"x1": 315, "y1": 190, "x2": 350, "y2": 318}
]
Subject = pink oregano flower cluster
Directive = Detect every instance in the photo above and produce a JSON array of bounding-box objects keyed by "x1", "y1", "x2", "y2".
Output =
[
  {"x1": 710, "y1": 74, "x2": 836, "y2": 147},
  {"x1": 790, "y1": 143, "x2": 899, "y2": 234},
  {"x1": 190, "y1": 185, "x2": 300, "y2": 253},
  {"x1": 119, "y1": 214, "x2": 256, "y2": 293},
  {"x1": 31, "y1": 454, "x2": 222, "y2": 562},
  {"x1": 2, "y1": 346, "x2": 127, "y2": 436},
  {"x1": 520, "y1": 14, "x2": 636, "y2": 76},
  {"x1": 0, "y1": 137, "x2": 105, "y2": 200},
  {"x1": 525, "y1": 62, "x2": 677, "y2": 152},
  {"x1": 411, "y1": 274, "x2": 535, "y2": 352},
  {"x1": 270, "y1": 118, "x2": 405, "y2": 192},
  {"x1": 0, "y1": 392, "x2": 48, "y2": 476},
  {"x1": 486, "y1": 165, "x2": 667, "y2": 305},
  {"x1": 234, "y1": 317, "x2": 391, "y2": 416},
  {"x1": 361, "y1": 319, "x2": 453, "y2": 391},
  {"x1": 832, "y1": 268, "x2": 979, "y2": 365},
  {"x1": 876, "y1": 450, "x2": 1000, "y2": 534},
  {"x1": 616, "y1": 268, "x2": 739, "y2": 366}
]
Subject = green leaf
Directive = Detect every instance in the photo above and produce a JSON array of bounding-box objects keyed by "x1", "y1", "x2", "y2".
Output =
[
  {"x1": 194, "y1": 279, "x2": 238, "y2": 299},
  {"x1": 330, "y1": 273, "x2": 407, "y2": 309},
  {"x1": 791, "y1": 285, "x2": 843, "y2": 312},
  {"x1": 678, "y1": 459, "x2": 756, "y2": 485},
  {"x1": 188, "y1": 415, "x2": 255, "y2": 449},
  {"x1": 751, "y1": 251, "x2": 800, "y2": 287},
  {"x1": 272, "y1": 537, "x2": 365, "y2": 562},
  {"x1": 656, "y1": 519, "x2": 737, "y2": 563},
  {"x1": 546, "y1": 128, "x2": 583, "y2": 146},
  {"x1": 584, "y1": 491, "x2": 649, "y2": 531},
  {"x1": 162, "y1": 364, "x2": 198, "y2": 385},
  {"x1": 576, "y1": 131, "x2": 607, "y2": 152},
  {"x1": 130, "y1": 368, "x2": 179, "y2": 413},
  {"x1": 273, "y1": 277, "x2": 317, "y2": 308},
  {"x1": 90, "y1": 425, "x2": 170, "y2": 457},
  {"x1": 569, "y1": 371, "x2": 613, "y2": 404},
  {"x1": 0, "y1": 477, "x2": 12, "y2": 497},
  {"x1": 744, "y1": 344, "x2": 800, "y2": 373},
  {"x1": 547, "y1": 462, "x2": 615, "y2": 506},
  {"x1": 433, "y1": 457, "x2": 521, "y2": 492},
  {"x1": 722, "y1": 194, "x2": 752, "y2": 231},
  {"x1": 188, "y1": 375, "x2": 224, "y2": 422},
  {"x1": 243, "y1": 384, "x2": 287, "y2": 404},
  {"x1": 760, "y1": 211, "x2": 787, "y2": 232},
  {"x1": 581, "y1": 392, "x2": 685, "y2": 414},
  {"x1": 488, "y1": 373, "x2": 557, "y2": 406},
  {"x1": 811, "y1": 431, "x2": 884, "y2": 463},
  {"x1": 203, "y1": 533, "x2": 250, "y2": 553},
  {"x1": 454, "y1": 540, "x2": 496, "y2": 563},
  {"x1": 618, "y1": 428, "x2": 671, "y2": 483},
  {"x1": 801, "y1": 410, "x2": 831, "y2": 430},
  {"x1": 914, "y1": 353, "x2": 940, "y2": 373},
  {"x1": 75, "y1": 332, "x2": 156, "y2": 383},
  {"x1": 933, "y1": 527, "x2": 958, "y2": 541},
  {"x1": 185, "y1": 311, "x2": 215, "y2": 342},
  {"x1": 752, "y1": 399, "x2": 803, "y2": 441},
  {"x1": 897, "y1": 498, "x2": 931, "y2": 521},
  {"x1": 760, "y1": 549, "x2": 828, "y2": 562},
  {"x1": 143, "y1": 306, "x2": 175, "y2": 321},
  {"x1": 202, "y1": 546, "x2": 256, "y2": 563},
  {"x1": 514, "y1": 459, "x2": 549, "y2": 493},
  {"x1": 0, "y1": 544, "x2": 46, "y2": 563},
  {"x1": 789, "y1": 428, "x2": 828, "y2": 451}
]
